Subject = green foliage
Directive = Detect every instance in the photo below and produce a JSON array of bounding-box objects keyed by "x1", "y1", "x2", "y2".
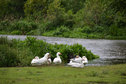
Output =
[
  {"x1": 0, "y1": 37, "x2": 20, "y2": 67},
  {"x1": 64, "y1": 10, "x2": 75, "y2": 28},
  {"x1": 81, "y1": 26, "x2": 104, "y2": 34},
  {"x1": 17, "y1": 47, "x2": 34, "y2": 66},
  {"x1": 0, "y1": 37, "x2": 34, "y2": 66},
  {"x1": 111, "y1": 0, "x2": 126, "y2": 16},
  {"x1": 94, "y1": 26, "x2": 104, "y2": 33},
  {"x1": 0, "y1": 45, "x2": 19, "y2": 67},
  {"x1": 0, "y1": 37, "x2": 98, "y2": 66},
  {"x1": 37, "y1": 21, "x2": 54, "y2": 34},
  {"x1": 0, "y1": 0, "x2": 26, "y2": 19},
  {"x1": 81, "y1": 26, "x2": 92, "y2": 34},
  {"x1": 24, "y1": 0, "x2": 52, "y2": 19},
  {"x1": 11, "y1": 30, "x2": 22, "y2": 35},
  {"x1": 53, "y1": 26, "x2": 70, "y2": 36},
  {"x1": 22, "y1": 37, "x2": 98, "y2": 63},
  {"x1": 0, "y1": 37, "x2": 14, "y2": 47},
  {"x1": 0, "y1": 20, "x2": 10, "y2": 31},
  {"x1": 10, "y1": 20, "x2": 38, "y2": 35},
  {"x1": 109, "y1": 24, "x2": 118, "y2": 36},
  {"x1": 61, "y1": 0, "x2": 85, "y2": 13},
  {"x1": 47, "y1": 0, "x2": 65, "y2": 27},
  {"x1": 0, "y1": 0, "x2": 126, "y2": 39}
]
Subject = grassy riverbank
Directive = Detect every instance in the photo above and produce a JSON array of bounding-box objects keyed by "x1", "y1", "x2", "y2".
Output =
[
  {"x1": 42, "y1": 29, "x2": 126, "y2": 40},
  {"x1": 0, "y1": 64, "x2": 126, "y2": 84}
]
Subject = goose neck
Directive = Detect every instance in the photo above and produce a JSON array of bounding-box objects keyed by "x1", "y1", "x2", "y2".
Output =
[{"x1": 57, "y1": 55, "x2": 60, "y2": 58}]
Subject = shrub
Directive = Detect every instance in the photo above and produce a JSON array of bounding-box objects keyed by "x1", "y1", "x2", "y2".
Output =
[
  {"x1": 109, "y1": 24, "x2": 118, "y2": 36},
  {"x1": 26, "y1": 30, "x2": 37, "y2": 35},
  {"x1": 0, "y1": 37, "x2": 99, "y2": 66},
  {"x1": 17, "y1": 47, "x2": 34, "y2": 66},
  {"x1": 10, "y1": 20, "x2": 38, "y2": 35},
  {"x1": 0, "y1": 0, "x2": 25, "y2": 18},
  {"x1": 37, "y1": 21, "x2": 53, "y2": 35},
  {"x1": 59, "y1": 26, "x2": 70, "y2": 32},
  {"x1": 73, "y1": 28, "x2": 83, "y2": 32},
  {"x1": 81, "y1": 26, "x2": 92, "y2": 34},
  {"x1": 0, "y1": 37, "x2": 20, "y2": 67},
  {"x1": 22, "y1": 37, "x2": 99, "y2": 63},
  {"x1": 0, "y1": 37, "x2": 14, "y2": 47},
  {"x1": 0, "y1": 37, "x2": 34, "y2": 67},
  {"x1": 53, "y1": 26, "x2": 70, "y2": 36},
  {"x1": 88, "y1": 34, "x2": 101, "y2": 39},
  {"x1": 0, "y1": 20, "x2": 10, "y2": 31},
  {"x1": 24, "y1": 0, "x2": 50, "y2": 18},
  {"x1": 0, "y1": 44, "x2": 20, "y2": 67},
  {"x1": 93, "y1": 26, "x2": 104, "y2": 33},
  {"x1": 11, "y1": 30, "x2": 22, "y2": 35}
]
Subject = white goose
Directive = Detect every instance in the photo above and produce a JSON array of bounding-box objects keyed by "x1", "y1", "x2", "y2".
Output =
[
  {"x1": 47, "y1": 54, "x2": 52, "y2": 64},
  {"x1": 82, "y1": 56, "x2": 88, "y2": 65},
  {"x1": 31, "y1": 56, "x2": 40, "y2": 66},
  {"x1": 67, "y1": 55, "x2": 84, "y2": 68},
  {"x1": 47, "y1": 58, "x2": 52, "y2": 64},
  {"x1": 31, "y1": 53, "x2": 50, "y2": 66},
  {"x1": 53, "y1": 52, "x2": 62, "y2": 64}
]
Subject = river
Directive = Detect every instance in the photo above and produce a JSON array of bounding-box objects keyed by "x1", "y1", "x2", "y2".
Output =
[{"x1": 0, "y1": 35, "x2": 126, "y2": 66}]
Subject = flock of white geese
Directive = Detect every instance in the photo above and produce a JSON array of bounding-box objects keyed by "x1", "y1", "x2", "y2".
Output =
[{"x1": 31, "y1": 52, "x2": 88, "y2": 68}]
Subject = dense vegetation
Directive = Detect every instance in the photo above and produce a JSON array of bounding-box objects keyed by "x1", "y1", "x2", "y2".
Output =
[
  {"x1": 0, "y1": 37, "x2": 98, "y2": 67},
  {"x1": 0, "y1": 64, "x2": 126, "y2": 84},
  {"x1": 0, "y1": 0, "x2": 126, "y2": 39}
]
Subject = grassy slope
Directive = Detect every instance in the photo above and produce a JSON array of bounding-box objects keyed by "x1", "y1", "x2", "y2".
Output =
[
  {"x1": 0, "y1": 64, "x2": 126, "y2": 84},
  {"x1": 1, "y1": 29, "x2": 126, "y2": 40}
]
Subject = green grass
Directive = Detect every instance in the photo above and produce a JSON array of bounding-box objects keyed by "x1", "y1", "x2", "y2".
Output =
[
  {"x1": 0, "y1": 64, "x2": 126, "y2": 84},
  {"x1": 42, "y1": 30, "x2": 126, "y2": 40}
]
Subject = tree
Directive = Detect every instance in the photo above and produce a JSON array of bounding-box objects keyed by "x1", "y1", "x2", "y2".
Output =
[
  {"x1": 110, "y1": 0, "x2": 126, "y2": 27},
  {"x1": 24, "y1": 0, "x2": 53, "y2": 20},
  {"x1": 61, "y1": 0, "x2": 85, "y2": 13},
  {"x1": 47, "y1": 0, "x2": 65, "y2": 27},
  {"x1": 0, "y1": 0, "x2": 26, "y2": 19},
  {"x1": 74, "y1": 0, "x2": 115, "y2": 27}
]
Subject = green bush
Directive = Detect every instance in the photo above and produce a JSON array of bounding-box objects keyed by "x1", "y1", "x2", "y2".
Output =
[
  {"x1": 0, "y1": 37, "x2": 99, "y2": 66},
  {"x1": 109, "y1": 24, "x2": 118, "y2": 36},
  {"x1": 0, "y1": 20, "x2": 10, "y2": 31},
  {"x1": 0, "y1": 0, "x2": 25, "y2": 18},
  {"x1": 53, "y1": 26, "x2": 70, "y2": 36},
  {"x1": 0, "y1": 37, "x2": 34, "y2": 67},
  {"x1": 0, "y1": 37, "x2": 20, "y2": 67},
  {"x1": 81, "y1": 26, "x2": 92, "y2": 34},
  {"x1": 24, "y1": 0, "x2": 51, "y2": 18},
  {"x1": 0, "y1": 45, "x2": 19, "y2": 67},
  {"x1": 37, "y1": 21, "x2": 53, "y2": 35},
  {"x1": 0, "y1": 37, "x2": 14, "y2": 47},
  {"x1": 23, "y1": 37, "x2": 99, "y2": 63},
  {"x1": 27, "y1": 30, "x2": 38, "y2": 35},
  {"x1": 93, "y1": 26, "x2": 104, "y2": 33},
  {"x1": 10, "y1": 20, "x2": 38, "y2": 35},
  {"x1": 11, "y1": 30, "x2": 22, "y2": 35}
]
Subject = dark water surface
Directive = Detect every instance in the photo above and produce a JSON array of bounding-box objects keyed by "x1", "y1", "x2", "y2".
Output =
[{"x1": 1, "y1": 35, "x2": 126, "y2": 66}]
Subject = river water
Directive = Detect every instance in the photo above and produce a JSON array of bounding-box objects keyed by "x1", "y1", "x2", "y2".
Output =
[{"x1": 1, "y1": 35, "x2": 126, "y2": 66}]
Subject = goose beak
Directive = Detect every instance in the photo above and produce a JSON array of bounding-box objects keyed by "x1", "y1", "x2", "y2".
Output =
[{"x1": 59, "y1": 53, "x2": 62, "y2": 55}]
